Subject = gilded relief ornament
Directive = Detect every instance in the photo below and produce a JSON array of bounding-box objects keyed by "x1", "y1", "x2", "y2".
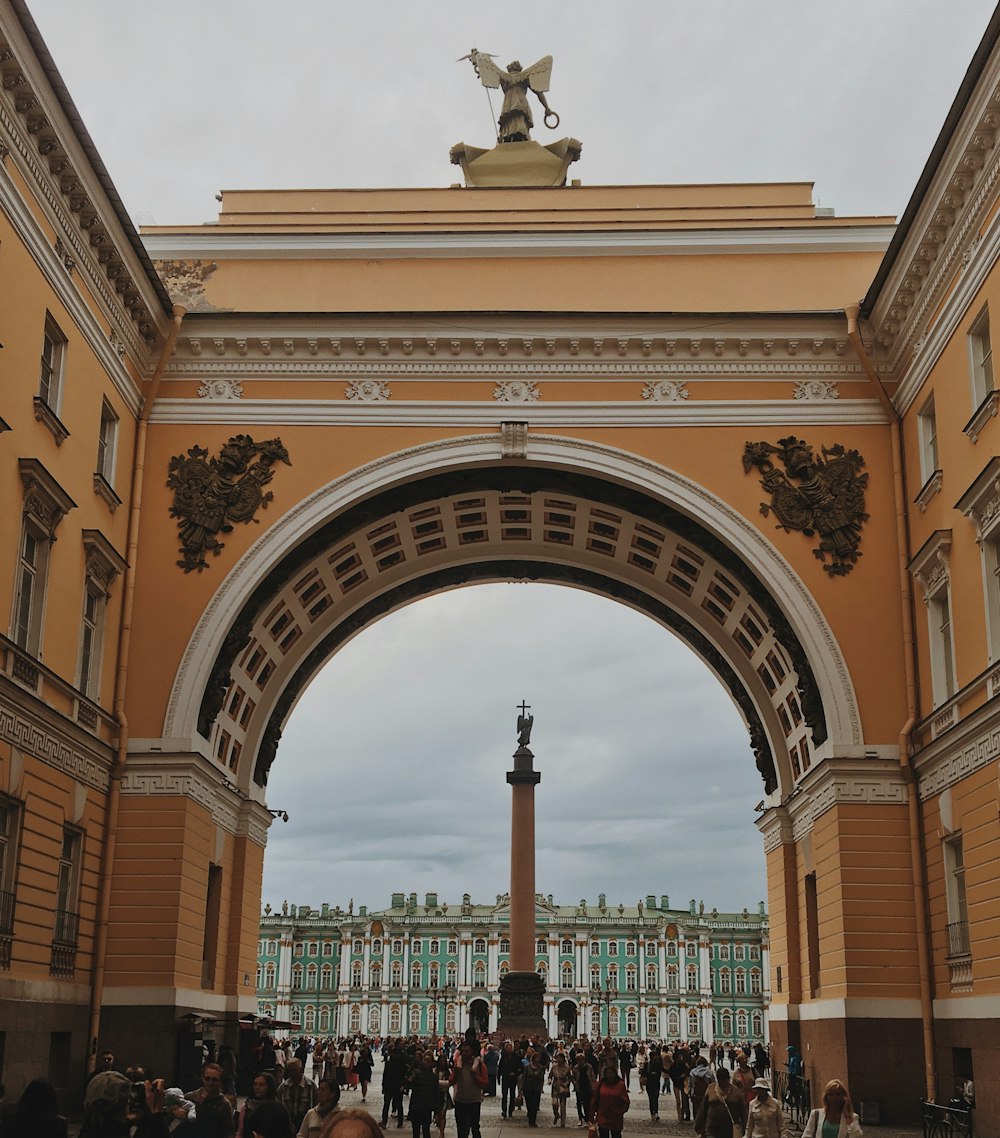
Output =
[
  {"x1": 742, "y1": 436, "x2": 868, "y2": 576},
  {"x1": 167, "y1": 434, "x2": 291, "y2": 572}
]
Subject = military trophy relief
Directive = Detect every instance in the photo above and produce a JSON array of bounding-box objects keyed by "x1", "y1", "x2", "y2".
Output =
[
  {"x1": 742, "y1": 436, "x2": 868, "y2": 577},
  {"x1": 167, "y1": 434, "x2": 291, "y2": 572}
]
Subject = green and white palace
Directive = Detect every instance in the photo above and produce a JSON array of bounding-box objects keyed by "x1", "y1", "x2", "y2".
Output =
[{"x1": 257, "y1": 893, "x2": 769, "y2": 1041}]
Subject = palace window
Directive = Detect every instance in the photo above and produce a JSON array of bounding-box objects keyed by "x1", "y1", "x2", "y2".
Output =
[
  {"x1": 750, "y1": 968, "x2": 762, "y2": 994},
  {"x1": 306, "y1": 964, "x2": 318, "y2": 988},
  {"x1": 736, "y1": 970, "x2": 747, "y2": 995},
  {"x1": 410, "y1": 1005, "x2": 421, "y2": 1032},
  {"x1": 609, "y1": 1006, "x2": 620, "y2": 1034},
  {"x1": 591, "y1": 940, "x2": 600, "y2": 955},
  {"x1": 646, "y1": 1008, "x2": 658, "y2": 1036},
  {"x1": 293, "y1": 943, "x2": 303, "y2": 957},
  {"x1": 304, "y1": 1006, "x2": 315, "y2": 1031},
  {"x1": 721, "y1": 1010, "x2": 732, "y2": 1036},
  {"x1": 410, "y1": 963, "x2": 422, "y2": 987},
  {"x1": 473, "y1": 962, "x2": 487, "y2": 988},
  {"x1": 646, "y1": 941, "x2": 657, "y2": 956},
  {"x1": 430, "y1": 938, "x2": 441, "y2": 955},
  {"x1": 265, "y1": 963, "x2": 276, "y2": 988},
  {"x1": 969, "y1": 306, "x2": 995, "y2": 408},
  {"x1": 749, "y1": 945, "x2": 760, "y2": 961},
  {"x1": 666, "y1": 940, "x2": 677, "y2": 956},
  {"x1": 666, "y1": 964, "x2": 678, "y2": 991},
  {"x1": 607, "y1": 940, "x2": 618, "y2": 956},
  {"x1": 591, "y1": 964, "x2": 601, "y2": 988},
  {"x1": 307, "y1": 941, "x2": 318, "y2": 956},
  {"x1": 256, "y1": 965, "x2": 263, "y2": 987},
  {"x1": 688, "y1": 1007, "x2": 700, "y2": 1036},
  {"x1": 371, "y1": 963, "x2": 382, "y2": 988},
  {"x1": 411, "y1": 938, "x2": 422, "y2": 954},
  {"x1": 390, "y1": 961, "x2": 402, "y2": 987},
  {"x1": 38, "y1": 314, "x2": 67, "y2": 414},
  {"x1": 428, "y1": 962, "x2": 439, "y2": 987},
  {"x1": 446, "y1": 1005, "x2": 457, "y2": 1032},
  {"x1": 319, "y1": 1006, "x2": 330, "y2": 1031},
  {"x1": 321, "y1": 964, "x2": 333, "y2": 990},
  {"x1": 719, "y1": 968, "x2": 732, "y2": 995},
  {"x1": 446, "y1": 962, "x2": 457, "y2": 985},
  {"x1": 474, "y1": 937, "x2": 486, "y2": 954},
  {"x1": 291, "y1": 1006, "x2": 301, "y2": 1025},
  {"x1": 910, "y1": 531, "x2": 957, "y2": 705},
  {"x1": 499, "y1": 961, "x2": 509, "y2": 978},
  {"x1": 626, "y1": 1008, "x2": 638, "y2": 1034},
  {"x1": 734, "y1": 944, "x2": 746, "y2": 961},
  {"x1": 351, "y1": 962, "x2": 362, "y2": 987},
  {"x1": 719, "y1": 943, "x2": 730, "y2": 961},
  {"x1": 499, "y1": 938, "x2": 510, "y2": 954},
  {"x1": 625, "y1": 965, "x2": 637, "y2": 990},
  {"x1": 322, "y1": 941, "x2": 333, "y2": 956},
  {"x1": 591, "y1": 1008, "x2": 601, "y2": 1036},
  {"x1": 686, "y1": 941, "x2": 697, "y2": 957},
  {"x1": 350, "y1": 1005, "x2": 361, "y2": 1033},
  {"x1": 607, "y1": 963, "x2": 619, "y2": 987},
  {"x1": 352, "y1": 939, "x2": 363, "y2": 954},
  {"x1": 391, "y1": 938, "x2": 402, "y2": 955},
  {"x1": 561, "y1": 938, "x2": 573, "y2": 955},
  {"x1": 292, "y1": 965, "x2": 303, "y2": 990},
  {"x1": 371, "y1": 937, "x2": 382, "y2": 954},
  {"x1": 536, "y1": 960, "x2": 547, "y2": 980},
  {"x1": 536, "y1": 938, "x2": 547, "y2": 953},
  {"x1": 737, "y1": 1010, "x2": 748, "y2": 1036},
  {"x1": 625, "y1": 940, "x2": 636, "y2": 956},
  {"x1": 561, "y1": 962, "x2": 574, "y2": 989},
  {"x1": 752, "y1": 1011, "x2": 763, "y2": 1037},
  {"x1": 448, "y1": 939, "x2": 457, "y2": 954},
  {"x1": 369, "y1": 1006, "x2": 380, "y2": 1034},
  {"x1": 666, "y1": 1008, "x2": 679, "y2": 1036},
  {"x1": 686, "y1": 963, "x2": 698, "y2": 991},
  {"x1": 646, "y1": 963, "x2": 657, "y2": 988},
  {"x1": 389, "y1": 1004, "x2": 402, "y2": 1033}
]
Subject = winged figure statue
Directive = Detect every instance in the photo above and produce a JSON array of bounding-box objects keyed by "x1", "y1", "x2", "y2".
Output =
[{"x1": 463, "y1": 49, "x2": 559, "y2": 142}]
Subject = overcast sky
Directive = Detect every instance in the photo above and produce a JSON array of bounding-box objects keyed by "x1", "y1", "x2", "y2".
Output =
[{"x1": 21, "y1": 1, "x2": 998, "y2": 915}]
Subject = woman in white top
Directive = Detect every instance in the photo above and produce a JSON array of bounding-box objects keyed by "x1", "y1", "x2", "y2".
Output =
[
  {"x1": 801, "y1": 1080, "x2": 862, "y2": 1138},
  {"x1": 297, "y1": 1077, "x2": 340, "y2": 1138}
]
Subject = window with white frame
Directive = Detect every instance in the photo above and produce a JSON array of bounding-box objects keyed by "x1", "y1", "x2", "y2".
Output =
[
  {"x1": 590, "y1": 940, "x2": 600, "y2": 954},
  {"x1": 293, "y1": 943, "x2": 303, "y2": 957},
  {"x1": 590, "y1": 964, "x2": 601, "y2": 988},
  {"x1": 369, "y1": 1006, "x2": 380, "y2": 1033},
  {"x1": 719, "y1": 943, "x2": 730, "y2": 961},
  {"x1": 351, "y1": 962, "x2": 362, "y2": 987},
  {"x1": 752, "y1": 1011, "x2": 763, "y2": 1037},
  {"x1": 473, "y1": 937, "x2": 486, "y2": 954},
  {"x1": 265, "y1": 963, "x2": 276, "y2": 987},
  {"x1": 625, "y1": 940, "x2": 636, "y2": 956},
  {"x1": 371, "y1": 937, "x2": 382, "y2": 954},
  {"x1": 38, "y1": 314, "x2": 67, "y2": 412},
  {"x1": 448, "y1": 939, "x2": 457, "y2": 954},
  {"x1": 686, "y1": 941, "x2": 697, "y2": 957},
  {"x1": 607, "y1": 940, "x2": 618, "y2": 956},
  {"x1": 646, "y1": 941, "x2": 657, "y2": 956},
  {"x1": 646, "y1": 1007, "x2": 658, "y2": 1036},
  {"x1": 750, "y1": 968, "x2": 762, "y2": 994},
  {"x1": 736, "y1": 969, "x2": 747, "y2": 995},
  {"x1": 389, "y1": 1004, "x2": 401, "y2": 1033},
  {"x1": 391, "y1": 961, "x2": 402, "y2": 987},
  {"x1": 370, "y1": 963, "x2": 382, "y2": 988},
  {"x1": 349, "y1": 1005, "x2": 361, "y2": 1033},
  {"x1": 607, "y1": 963, "x2": 618, "y2": 987},
  {"x1": 646, "y1": 963, "x2": 657, "y2": 988},
  {"x1": 910, "y1": 531, "x2": 957, "y2": 705},
  {"x1": 473, "y1": 962, "x2": 487, "y2": 987},
  {"x1": 536, "y1": 960, "x2": 547, "y2": 979},
  {"x1": 307, "y1": 941, "x2": 318, "y2": 956},
  {"x1": 256, "y1": 965, "x2": 263, "y2": 987},
  {"x1": 353, "y1": 938, "x2": 363, "y2": 954},
  {"x1": 561, "y1": 962, "x2": 574, "y2": 989},
  {"x1": 721, "y1": 1010, "x2": 732, "y2": 1036},
  {"x1": 957, "y1": 459, "x2": 1000, "y2": 662},
  {"x1": 666, "y1": 1007, "x2": 679, "y2": 1036},
  {"x1": 686, "y1": 963, "x2": 698, "y2": 990},
  {"x1": 625, "y1": 965, "x2": 637, "y2": 990},
  {"x1": 499, "y1": 961, "x2": 509, "y2": 978},
  {"x1": 666, "y1": 940, "x2": 677, "y2": 956},
  {"x1": 609, "y1": 1006, "x2": 620, "y2": 1033},
  {"x1": 431, "y1": 938, "x2": 442, "y2": 955},
  {"x1": 410, "y1": 1004, "x2": 421, "y2": 1032},
  {"x1": 292, "y1": 965, "x2": 303, "y2": 989},
  {"x1": 536, "y1": 938, "x2": 547, "y2": 953},
  {"x1": 321, "y1": 964, "x2": 333, "y2": 990},
  {"x1": 969, "y1": 306, "x2": 995, "y2": 407},
  {"x1": 446, "y1": 1005, "x2": 457, "y2": 1032},
  {"x1": 77, "y1": 532, "x2": 124, "y2": 700},
  {"x1": 561, "y1": 938, "x2": 573, "y2": 955},
  {"x1": 304, "y1": 1006, "x2": 315, "y2": 1031},
  {"x1": 749, "y1": 945, "x2": 760, "y2": 961},
  {"x1": 734, "y1": 944, "x2": 746, "y2": 961},
  {"x1": 499, "y1": 938, "x2": 510, "y2": 954},
  {"x1": 718, "y1": 968, "x2": 731, "y2": 994},
  {"x1": 96, "y1": 400, "x2": 119, "y2": 485},
  {"x1": 944, "y1": 834, "x2": 969, "y2": 955},
  {"x1": 291, "y1": 1006, "x2": 301, "y2": 1025},
  {"x1": 391, "y1": 938, "x2": 402, "y2": 954},
  {"x1": 688, "y1": 1007, "x2": 700, "y2": 1036},
  {"x1": 591, "y1": 1008, "x2": 601, "y2": 1036},
  {"x1": 446, "y1": 962, "x2": 457, "y2": 985},
  {"x1": 737, "y1": 1010, "x2": 748, "y2": 1036},
  {"x1": 917, "y1": 394, "x2": 940, "y2": 485},
  {"x1": 428, "y1": 962, "x2": 439, "y2": 987},
  {"x1": 626, "y1": 1007, "x2": 638, "y2": 1034},
  {"x1": 322, "y1": 940, "x2": 333, "y2": 956},
  {"x1": 666, "y1": 964, "x2": 678, "y2": 991},
  {"x1": 410, "y1": 962, "x2": 422, "y2": 987},
  {"x1": 306, "y1": 964, "x2": 317, "y2": 988},
  {"x1": 411, "y1": 937, "x2": 422, "y2": 954},
  {"x1": 319, "y1": 1006, "x2": 330, "y2": 1031}
]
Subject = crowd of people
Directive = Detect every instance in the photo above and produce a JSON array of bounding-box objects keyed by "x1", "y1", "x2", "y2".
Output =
[{"x1": 0, "y1": 1034, "x2": 861, "y2": 1138}]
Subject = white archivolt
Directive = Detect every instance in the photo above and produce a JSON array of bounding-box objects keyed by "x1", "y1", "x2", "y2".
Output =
[{"x1": 161, "y1": 433, "x2": 861, "y2": 754}]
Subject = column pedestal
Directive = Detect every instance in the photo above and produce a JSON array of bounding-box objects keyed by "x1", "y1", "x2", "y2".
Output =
[{"x1": 496, "y1": 970, "x2": 547, "y2": 1039}]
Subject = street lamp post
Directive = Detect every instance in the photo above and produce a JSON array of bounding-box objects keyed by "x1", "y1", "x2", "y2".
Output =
[
  {"x1": 591, "y1": 978, "x2": 618, "y2": 1037},
  {"x1": 425, "y1": 985, "x2": 454, "y2": 1041}
]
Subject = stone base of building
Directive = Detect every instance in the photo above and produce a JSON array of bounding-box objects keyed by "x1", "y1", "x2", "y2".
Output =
[
  {"x1": 0, "y1": 980, "x2": 89, "y2": 1114},
  {"x1": 495, "y1": 971, "x2": 547, "y2": 1040}
]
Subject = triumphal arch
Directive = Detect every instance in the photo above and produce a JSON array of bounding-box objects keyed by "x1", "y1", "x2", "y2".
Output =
[{"x1": 5, "y1": 6, "x2": 1000, "y2": 1122}]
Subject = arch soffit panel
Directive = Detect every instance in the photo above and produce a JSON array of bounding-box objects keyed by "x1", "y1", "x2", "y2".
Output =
[{"x1": 163, "y1": 435, "x2": 860, "y2": 790}]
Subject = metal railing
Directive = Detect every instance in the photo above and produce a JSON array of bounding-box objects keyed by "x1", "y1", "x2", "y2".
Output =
[
  {"x1": 52, "y1": 908, "x2": 79, "y2": 945},
  {"x1": 0, "y1": 889, "x2": 15, "y2": 936},
  {"x1": 946, "y1": 920, "x2": 970, "y2": 958},
  {"x1": 922, "y1": 1101, "x2": 973, "y2": 1138},
  {"x1": 773, "y1": 1068, "x2": 811, "y2": 1128}
]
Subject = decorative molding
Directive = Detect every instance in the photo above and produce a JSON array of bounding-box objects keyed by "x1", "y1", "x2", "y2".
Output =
[
  {"x1": 908, "y1": 529, "x2": 952, "y2": 601},
  {"x1": 18, "y1": 457, "x2": 76, "y2": 535},
  {"x1": 81, "y1": 529, "x2": 127, "y2": 593},
  {"x1": 120, "y1": 754, "x2": 246, "y2": 835},
  {"x1": 92, "y1": 472, "x2": 123, "y2": 513},
  {"x1": 142, "y1": 225, "x2": 896, "y2": 262},
  {"x1": 755, "y1": 806, "x2": 793, "y2": 854},
  {"x1": 149, "y1": 398, "x2": 887, "y2": 429},
  {"x1": 197, "y1": 378, "x2": 244, "y2": 400},
  {"x1": 493, "y1": 380, "x2": 538, "y2": 403},
  {"x1": 641, "y1": 381, "x2": 689, "y2": 402},
  {"x1": 963, "y1": 389, "x2": 999, "y2": 443},
  {"x1": 501, "y1": 422, "x2": 528, "y2": 459},
  {"x1": 916, "y1": 712, "x2": 1000, "y2": 801},
  {"x1": 31, "y1": 396, "x2": 70, "y2": 445},
  {"x1": 0, "y1": 697, "x2": 111, "y2": 792},
  {"x1": 930, "y1": 704, "x2": 959, "y2": 740},
  {"x1": 914, "y1": 469, "x2": 943, "y2": 512},
  {"x1": 793, "y1": 380, "x2": 839, "y2": 401},
  {"x1": 345, "y1": 380, "x2": 390, "y2": 402},
  {"x1": 956, "y1": 456, "x2": 1000, "y2": 543}
]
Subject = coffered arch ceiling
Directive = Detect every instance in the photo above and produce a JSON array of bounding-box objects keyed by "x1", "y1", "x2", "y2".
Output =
[{"x1": 171, "y1": 439, "x2": 860, "y2": 804}]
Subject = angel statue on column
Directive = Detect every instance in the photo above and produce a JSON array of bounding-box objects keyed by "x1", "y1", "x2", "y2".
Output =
[{"x1": 461, "y1": 50, "x2": 560, "y2": 142}]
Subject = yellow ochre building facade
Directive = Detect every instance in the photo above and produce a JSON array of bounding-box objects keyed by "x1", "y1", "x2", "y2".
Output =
[{"x1": 1, "y1": 0, "x2": 1000, "y2": 1123}]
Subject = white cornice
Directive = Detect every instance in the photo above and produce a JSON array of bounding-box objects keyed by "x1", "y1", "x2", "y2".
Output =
[
  {"x1": 0, "y1": 153, "x2": 144, "y2": 415},
  {"x1": 142, "y1": 225, "x2": 895, "y2": 262},
  {"x1": 148, "y1": 397, "x2": 887, "y2": 427}
]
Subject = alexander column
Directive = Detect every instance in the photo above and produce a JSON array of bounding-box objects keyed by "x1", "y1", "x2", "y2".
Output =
[{"x1": 496, "y1": 702, "x2": 548, "y2": 1039}]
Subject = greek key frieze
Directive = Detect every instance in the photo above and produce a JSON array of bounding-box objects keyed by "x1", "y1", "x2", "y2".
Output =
[{"x1": 0, "y1": 704, "x2": 110, "y2": 791}]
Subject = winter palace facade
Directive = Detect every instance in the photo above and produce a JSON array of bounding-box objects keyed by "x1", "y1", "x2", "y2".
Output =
[{"x1": 256, "y1": 893, "x2": 769, "y2": 1041}]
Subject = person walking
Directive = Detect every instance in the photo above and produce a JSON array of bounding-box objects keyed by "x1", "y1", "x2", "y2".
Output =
[
  {"x1": 521, "y1": 1051, "x2": 546, "y2": 1128},
  {"x1": 499, "y1": 1041, "x2": 521, "y2": 1120},
  {"x1": 588, "y1": 1063, "x2": 630, "y2": 1138},
  {"x1": 801, "y1": 1080, "x2": 862, "y2": 1138},
  {"x1": 645, "y1": 1044, "x2": 663, "y2": 1122},
  {"x1": 694, "y1": 1067, "x2": 746, "y2": 1138},
  {"x1": 355, "y1": 1046, "x2": 374, "y2": 1103},
  {"x1": 406, "y1": 1051, "x2": 444, "y2": 1138},
  {"x1": 297, "y1": 1078, "x2": 340, "y2": 1138},
  {"x1": 744, "y1": 1079, "x2": 788, "y2": 1138},
  {"x1": 572, "y1": 1052, "x2": 595, "y2": 1128},
  {"x1": 450, "y1": 1040, "x2": 488, "y2": 1138},
  {"x1": 549, "y1": 1052, "x2": 572, "y2": 1127},
  {"x1": 380, "y1": 1041, "x2": 408, "y2": 1129}
]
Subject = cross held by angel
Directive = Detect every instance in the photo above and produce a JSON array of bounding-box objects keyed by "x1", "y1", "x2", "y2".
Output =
[{"x1": 461, "y1": 50, "x2": 559, "y2": 143}]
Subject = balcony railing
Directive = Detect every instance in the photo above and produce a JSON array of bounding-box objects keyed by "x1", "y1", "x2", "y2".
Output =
[
  {"x1": 53, "y1": 908, "x2": 79, "y2": 946},
  {"x1": 947, "y1": 920, "x2": 970, "y2": 958},
  {"x1": 0, "y1": 889, "x2": 14, "y2": 936}
]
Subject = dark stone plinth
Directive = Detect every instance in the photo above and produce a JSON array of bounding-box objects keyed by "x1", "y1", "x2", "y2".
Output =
[
  {"x1": 496, "y1": 970, "x2": 547, "y2": 1040},
  {"x1": 507, "y1": 744, "x2": 541, "y2": 786}
]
